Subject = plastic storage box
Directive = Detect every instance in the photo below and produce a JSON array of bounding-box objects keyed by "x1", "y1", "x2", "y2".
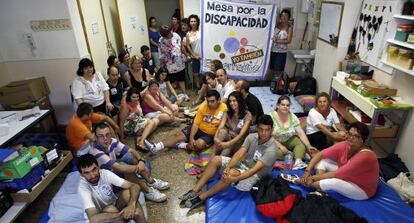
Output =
[
  {"x1": 0, "y1": 147, "x2": 43, "y2": 180},
  {"x1": 0, "y1": 165, "x2": 44, "y2": 191}
]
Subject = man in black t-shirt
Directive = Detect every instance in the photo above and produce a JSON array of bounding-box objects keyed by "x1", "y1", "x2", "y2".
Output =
[
  {"x1": 140, "y1": 45, "x2": 155, "y2": 76},
  {"x1": 236, "y1": 80, "x2": 264, "y2": 126}
]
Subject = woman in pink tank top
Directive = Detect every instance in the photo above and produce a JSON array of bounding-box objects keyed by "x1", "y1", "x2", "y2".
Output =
[{"x1": 141, "y1": 80, "x2": 185, "y2": 125}]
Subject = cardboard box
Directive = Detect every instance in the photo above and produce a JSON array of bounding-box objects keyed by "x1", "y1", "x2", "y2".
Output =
[
  {"x1": 372, "y1": 124, "x2": 399, "y2": 138},
  {"x1": 4, "y1": 96, "x2": 53, "y2": 111},
  {"x1": 0, "y1": 77, "x2": 50, "y2": 106},
  {"x1": 10, "y1": 151, "x2": 72, "y2": 202}
]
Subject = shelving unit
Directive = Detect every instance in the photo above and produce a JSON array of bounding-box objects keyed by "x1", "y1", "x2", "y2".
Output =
[
  {"x1": 386, "y1": 39, "x2": 414, "y2": 50},
  {"x1": 381, "y1": 59, "x2": 414, "y2": 76},
  {"x1": 330, "y1": 76, "x2": 412, "y2": 154},
  {"x1": 382, "y1": 14, "x2": 414, "y2": 75},
  {"x1": 393, "y1": 14, "x2": 414, "y2": 20}
]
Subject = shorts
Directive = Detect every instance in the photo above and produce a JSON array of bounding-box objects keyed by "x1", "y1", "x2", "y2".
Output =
[
  {"x1": 168, "y1": 69, "x2": 186, "y2": 82},
  {"x1": 270, "y1": 52, "x2": 287, "y2": 71},
  {"x1": 145, "y1": 111, "x2": 162, "y2": 119},
  {"x1": 124, "y1": 117, "x2": 149, "y2": 136},
  {"x1": 220, "y1": 156, "x2": 260, "y2": 191},
  {"x1": 182, "y1": 125, "x2": 214, "y2": 146},
  {"x1": 191, "y1": 59, "x2": 201, "y2": 74},
  {"x1": 118, "y1": 151, "x2": 135, "y2": 165}
]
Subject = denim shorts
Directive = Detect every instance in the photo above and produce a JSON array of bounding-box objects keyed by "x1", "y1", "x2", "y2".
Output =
[{"x1": 191, "y1": 59, "x2": 201, "y2": 74}]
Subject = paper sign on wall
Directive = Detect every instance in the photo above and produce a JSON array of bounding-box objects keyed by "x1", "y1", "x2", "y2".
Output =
[
  {"x1": 91, "y1": 22, "x2": 99, "y2": 34},
  {"x1": 129, "y1": 16, "x2": 138, "y2": 29}
]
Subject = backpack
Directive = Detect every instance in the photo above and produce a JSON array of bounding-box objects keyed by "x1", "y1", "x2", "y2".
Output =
[
  {"x1": 270, "y1": 72, "x2": 289, "y2": 95},
  {"x1": 293, "y1": 76, "x2": 317, "y2": 96}
]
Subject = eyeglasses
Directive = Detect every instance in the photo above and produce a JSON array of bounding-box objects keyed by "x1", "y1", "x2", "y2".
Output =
[
  {"x1": 96, "y1": 134, "x2": 111, "y2": 140},
  {"x1": 348, "y1": 133, "x2": 361, "y2": 139}
]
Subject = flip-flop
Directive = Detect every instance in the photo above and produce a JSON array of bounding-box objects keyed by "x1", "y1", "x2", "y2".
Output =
[
  {"x1": 280, "y1": 173, "x2": 300, "y2": 184},
  {"x1": 136, "y1": 144, "x2": 149, "y2": 153}
]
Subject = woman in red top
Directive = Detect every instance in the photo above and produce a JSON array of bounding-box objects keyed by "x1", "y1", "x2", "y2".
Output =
[{"x1": 295, "y1": 122, "x2": 379, "y2": 200}]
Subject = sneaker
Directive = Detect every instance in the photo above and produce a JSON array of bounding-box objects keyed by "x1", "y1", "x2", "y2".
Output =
[
  {"x1": 292, "y1": 160, "x2": 308, "y2": 170},
  {"x1": 179, "y1": 190, "x2": 199, "y2": 201},
  {"x1": 172, "y1": 142, "x2": 187, "y2": 150},
  {"x1": 149, "y1": 178, "x2": 170, "y2": 191},
  {"x1": 144, "y1": 187, "x2": 167, "y2": 202},
  {"x1": 185, "y1": 196, "x2": 204, "y2": 209},
  {"x1": 304, "y1": 153, "x2": 312, "y2": 162},
  {"x1": 144, "y1": 140, "x2": 163, "y2": 154},
  {"x1": 183, "y1": 93, "x2": 190, "y2": 101}
]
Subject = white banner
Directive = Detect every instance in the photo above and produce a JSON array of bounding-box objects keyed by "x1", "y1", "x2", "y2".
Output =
[{"x1": 201, "y1": 0, "x2": 276, "y2": 80}]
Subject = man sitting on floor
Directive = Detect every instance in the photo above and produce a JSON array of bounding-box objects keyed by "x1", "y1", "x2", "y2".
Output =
[
  {"x1": 77, "y1": 154, "x2": 146, "y2": 223},
  {"x1": 66, "y1": 102, "x2": 120, "y2": 156},
  {"x1": 90, "y1": 122, "x2": 169, "y2": 202},
  {"x1": 235, "y1": 80, "x2": 264, "y2": 127},
  {"x1": 145, "y1": 90, "x2": 227, "y2": 153},
  {"x1": 215, "y1": 68, "x2": 235, "y2": 102},
  {"x1": 180, "y1": 114, "x2": 279, "y2": 209}
]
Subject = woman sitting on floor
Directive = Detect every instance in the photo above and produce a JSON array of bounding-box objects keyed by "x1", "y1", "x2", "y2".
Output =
[
  {"x1": 154, "y1": 67, "x2": 183, "y2": 106},
  {"x1": 124, "y1": 55, "x2": 153, "y2": 94},
  {"x1": 141, "y1": 80, "x2": 184, "y2": 124},
  {"x1": 269, "y1": 95, "x2": 316, "y2": 170},
  {"x1": 214, "y1": 91, "x2": 252, "y2": 156},
  {"x1": 285, "y1": 122, "x2": 379, "y2": 200},
  {"x1": 71, "y1": 58, "x2": 114, "y2": 115},
  {"x1": 119, "y1": 87, "x2": 161, "y2": 152},
  {"x1": 306, "y1": 92, "x2": 347, "y2": 150}
]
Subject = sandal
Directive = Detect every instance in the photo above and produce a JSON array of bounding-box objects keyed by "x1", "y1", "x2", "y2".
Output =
[
  {"x1": 136, "y1": 143, "x2": 149, "y2": 153},
  {"x1": 280, "y1": 173, "x2": 300, "y2": 184}
]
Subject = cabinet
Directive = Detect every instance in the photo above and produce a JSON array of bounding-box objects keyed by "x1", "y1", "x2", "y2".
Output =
[{"x1": 330, "y1": 76, "x2": 412, "y2": 153}]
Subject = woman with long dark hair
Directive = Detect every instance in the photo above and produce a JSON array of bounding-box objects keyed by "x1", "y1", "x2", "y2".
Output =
[{"x1": 214, "y1": 91, "x2": 252, "y2": 156}]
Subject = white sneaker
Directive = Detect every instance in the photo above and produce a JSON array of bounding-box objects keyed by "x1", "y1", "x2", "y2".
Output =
[
  {"x1": 144, "y1": 140, "x2": 164, "y2": 154},
  {"x1": 292, "y1": 160, "x2": 308, "y2": 170},
  {"x1": 144, "y1": 187, "x2": 167, "y2": 202},
  {"x1": 183, "y1": 93, "x2": 190, "y2": 101},
  {"x1": 149, "y1": 178, "x2": 170, "y2": 191}
]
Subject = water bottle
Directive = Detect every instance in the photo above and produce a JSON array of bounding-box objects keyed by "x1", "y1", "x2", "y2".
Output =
[{"x1": 284, "y1": 151, "x2": 293, "y2": 169}]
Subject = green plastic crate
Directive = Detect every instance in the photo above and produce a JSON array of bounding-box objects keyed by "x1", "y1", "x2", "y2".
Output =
[
  {"x1": 0, "y1": 147, "x2": 43, "y2": 180},
  {"x1": 395, "y1": 31, "x2": 409, "y2": 42}
]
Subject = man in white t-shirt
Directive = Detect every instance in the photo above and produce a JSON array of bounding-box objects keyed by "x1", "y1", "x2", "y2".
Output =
[
  {"x1": 77, "y1": 154, "x2": 146, "y2": 223},
  {"x1": 215, "y1": 68, "x2": 235, "y2": 102}
]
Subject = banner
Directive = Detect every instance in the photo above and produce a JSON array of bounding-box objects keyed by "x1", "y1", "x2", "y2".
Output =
[{"x1": 201, "y1": 0, "x2": 276, "y2": 80}]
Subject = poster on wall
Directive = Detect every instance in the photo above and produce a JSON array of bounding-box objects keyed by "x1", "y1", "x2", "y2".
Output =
[
  {"x1": 354, "y1": 0, "x2": 398, "y2": 73},
  {"x1": 201, "y1": 0, "x2": 276, "y2": 80}
]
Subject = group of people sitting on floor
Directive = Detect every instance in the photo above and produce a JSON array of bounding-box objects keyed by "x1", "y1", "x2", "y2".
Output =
[{"x1": 63, "y1": 17, "x2": 379, "y2": 222}]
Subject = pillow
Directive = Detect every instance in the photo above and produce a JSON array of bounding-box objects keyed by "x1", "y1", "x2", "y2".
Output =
[
  {"x1": 295, "y1": 95, "x2": 316, "y2": 113},
  {"x1": 298, "y1": 116, "x2": 308, "y2": 130}
]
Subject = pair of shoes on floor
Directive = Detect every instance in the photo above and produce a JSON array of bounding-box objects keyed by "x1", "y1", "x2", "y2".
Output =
[
  {"x1": 149, "y1": 178, "x2": 170, "y2": 190},
  {"x1": 178, "y1": 93, "x2": 190, "y2": 102},
  {"x1": 144, "y1": 187, "x2": 167, "y2": 202},
  {"x1": 179, "y1": 190, "x2": 199, "y2": 201},
  {"x1": 144, "y1": 140, "x2": 163, "y2": 154},
  {"x1": 292, "y1": 160, "x2": 308, "y2": 170}
]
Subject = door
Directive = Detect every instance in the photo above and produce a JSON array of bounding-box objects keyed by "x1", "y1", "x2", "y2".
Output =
[
  {"x1": 100, "y1": 0, "x2": 123, "y2": 55},
  {"x1": 116, "y1": 0, "x2": 149, "y2": 56},
  {"x1": 77, "y1": 0, "x2": 109, "y2": 77}
]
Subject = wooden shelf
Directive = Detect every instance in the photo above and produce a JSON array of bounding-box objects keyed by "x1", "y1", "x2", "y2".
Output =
[
  {"x1": 393, "y1": 14, "x2": 414, "y2": 20},
  {"x1": 381, "y1": 60, "x2": 414, "y2": 76},
  {"x1": 10, "y1": 151, "x2": 73, "y2": 202},
  {"x1": 386, "y1": 39, "x2": 414, "y2": 50},
  {"x1": 331, "y1": 100, "x2": 348, "y2": 118}
]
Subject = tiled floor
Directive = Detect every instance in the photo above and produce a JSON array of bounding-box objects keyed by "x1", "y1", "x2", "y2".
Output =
[{"x1": 15, "y1": 89, "x2": 206, "y2": 223}]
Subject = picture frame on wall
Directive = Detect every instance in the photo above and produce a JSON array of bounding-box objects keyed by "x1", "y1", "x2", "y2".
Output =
[{"x1": 318, "y1": 1, "x2": 344, "y2": 48}]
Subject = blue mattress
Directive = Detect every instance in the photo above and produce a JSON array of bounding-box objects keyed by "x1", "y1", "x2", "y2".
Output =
[{"x1": 206, "y1": 170, "x2": 414, "y2": 223}]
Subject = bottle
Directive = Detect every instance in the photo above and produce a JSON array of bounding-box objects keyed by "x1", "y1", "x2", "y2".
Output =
[{"x1": 284, "y1": 151, "x2": 293, "y2": 169}]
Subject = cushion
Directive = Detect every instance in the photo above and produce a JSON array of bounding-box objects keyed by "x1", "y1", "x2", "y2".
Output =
[{"x1": 295, "y1": 95, "x2": 316, "y2": 113}]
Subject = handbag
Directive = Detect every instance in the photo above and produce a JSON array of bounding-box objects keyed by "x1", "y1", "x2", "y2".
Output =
[{"x1": 387, "y1": 172, "x2": 414, "y2": 202}]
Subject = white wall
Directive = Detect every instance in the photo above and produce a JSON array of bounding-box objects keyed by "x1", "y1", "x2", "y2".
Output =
[
  {"x1": 0, "y1": 0, "x2": 85, "y2": 123},
  {"x1": 117, "y1": 0, "x2": 149, "y2": 56},
  {"x1": 145, "y1": 0, "x2": 179, "y2": 25},
  {"x1": 101, "y1": 0, "x2": 123, "y2": 55},
  {"x1": 0, "y1": 1, "x2": 80, "y2": 61}
]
